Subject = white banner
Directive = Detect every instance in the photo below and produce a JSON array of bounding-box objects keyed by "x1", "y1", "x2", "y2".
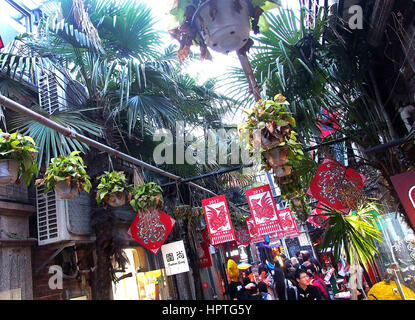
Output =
[{"x1": 161, "y1": 240, "x2": 190, "y2": 276}]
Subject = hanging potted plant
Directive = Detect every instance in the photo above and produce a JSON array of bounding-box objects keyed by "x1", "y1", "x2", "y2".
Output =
[
  {"x1": 96, "y1": 171, "x2": 133, "y2": 207},
  {"x1": 0, "y1": 130, "x2": 38, "y2": 186},
  {"x1": 35, "y1": 151, "x2": 92, "y2": 199},
  {"x1": 129, "y1": 182, "x2": 164, "y2": 213},
  {"x1": 168, "y1": 0, "x2": 281, "y2": 60},
  {"x1": 239, "y1": 94, "x2": 303, "y2": 174}
]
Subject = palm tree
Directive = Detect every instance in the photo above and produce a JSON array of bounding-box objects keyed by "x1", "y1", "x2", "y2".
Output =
[{"x1": 0, "y1": 0, "x2": 236, "y2": 300}]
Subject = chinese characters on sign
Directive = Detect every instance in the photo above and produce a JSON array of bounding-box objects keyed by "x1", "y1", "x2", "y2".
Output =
[
  {"x1": 161, "y1": 240, "x2": 190, "y2": 276},
  {"x1": 245, "y1": 184, "x2": 283, "y2": 236},
  {"x1": 202, "y1": 195, "x2": 236, "y2": 245}
]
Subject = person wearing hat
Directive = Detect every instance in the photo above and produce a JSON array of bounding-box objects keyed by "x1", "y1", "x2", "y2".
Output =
[{"x1": 226, "y1": 259, "x2": 254, "y2": 300}]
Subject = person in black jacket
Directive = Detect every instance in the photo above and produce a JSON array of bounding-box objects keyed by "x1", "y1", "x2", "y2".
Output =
[
  {"x1": 295, "y1": 269, "x2": 324, "y2": 300},
  {"x1": 272, "y1": 261, "x2": 287, "y2": 300}
]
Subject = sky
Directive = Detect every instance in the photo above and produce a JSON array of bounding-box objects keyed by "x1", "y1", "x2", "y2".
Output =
[{"x1": 140, "y1": 0, "x2": 300, "y2": 86}]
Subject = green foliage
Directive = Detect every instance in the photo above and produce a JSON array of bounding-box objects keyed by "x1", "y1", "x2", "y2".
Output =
[
  {"x1": 319, "y1": 202, "x2": 383, "y2": 267},
  {"x1": 230, "y1": 209, "x2": 247, "y2": 229},
  {"x1": 96, "y1": 171, "x2": 132, "y2": 204},
  {"x1": 239, "y1": 94, "x2": 303, "y2": 171},
  {"x1": 130, "y1": 182, "x2": 164, "y2": 212},
  {"x1": 0, "y1": 130, "x2": 38, "y2": 186},
  {"x1": 35, "y1": 151, "x2": 92, "y2": 194},
  {"x1": 9, "y1": 106, "x2": 102, "y2": 170}
]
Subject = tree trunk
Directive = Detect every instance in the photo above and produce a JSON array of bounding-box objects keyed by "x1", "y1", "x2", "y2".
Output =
[{"x1": 187, "y1": 222, "x2": 205, "y2": 300}]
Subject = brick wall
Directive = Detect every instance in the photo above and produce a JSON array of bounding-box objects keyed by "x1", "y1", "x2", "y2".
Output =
[{"x1": 31, "y1": 245, "x2": 94, "y2": 300}]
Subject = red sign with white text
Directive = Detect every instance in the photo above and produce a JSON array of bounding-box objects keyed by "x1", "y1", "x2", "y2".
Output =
[
  {"x1": 245, "y1": 184, "x2": 283, "y2": 236},
  {"x1": 202, "y1": 195, "x2": 236, "y2": 245},
  {"x1": 276, "y1": 208, "x2": 300, "y2": 238},
  {"x1": 306, "y1": 158, "x2": 367, "y2": 214},
  {"x1": 391, "y1": 171, "x2": 415, "y2": 229},
  {"x1": 127, "y1": 211, "x2": 176, "y2": 255}
]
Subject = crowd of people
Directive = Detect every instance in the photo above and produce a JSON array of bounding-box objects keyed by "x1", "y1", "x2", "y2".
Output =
[{"x1": 227, "y1": 251, "x2": 346, "y2": 301}]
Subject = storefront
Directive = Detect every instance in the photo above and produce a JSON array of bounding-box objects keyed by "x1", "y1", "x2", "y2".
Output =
[{"x1": 112, "y1": 247, "x2": 170, "y2": 300}]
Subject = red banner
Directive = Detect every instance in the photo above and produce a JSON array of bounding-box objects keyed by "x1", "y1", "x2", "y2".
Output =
[
  {"x1": 202, "y1": 195, "x2": 236, "y2": 245},
  {"x1": 246, "y1": 217, "x2": 265, "y2": 243},
  {"x1": 0, "y1": 36, "x2": 4, "y2": 50},
  {"x1": 236, "y1": 226, "x2": 251, "y2": 246},
  {"x1": 276, "y1": 208, "x2": 300, "y2": 238},
  {"x1": 391, "y1": 171, "x2": 415, "y2": 229},
  {"x1": 127, "y1": 210, "x2": 176, "y2": 255},
  {"x1": 307, "y1": 202, "x2": 329, "y2": 228},
  {"x1": 196, "y1": 239, "x2": 213, "y2": 269},
  {"x1": 306, "y1": 158, "x2": 367, "y2": 214},
  {"x1": 245, "y1": 184, "x2": 283, "y2": 236}
]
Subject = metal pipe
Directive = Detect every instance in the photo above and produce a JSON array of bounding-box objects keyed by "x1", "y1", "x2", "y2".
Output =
[
  {"x1": 0, "y1": 94, "x2": 216, "y2": 196},
  {"x1": 161, "y1": 163, "x2": 253, "y2": 187}
]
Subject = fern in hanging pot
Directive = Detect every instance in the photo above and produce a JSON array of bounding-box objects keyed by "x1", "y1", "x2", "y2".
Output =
[
  {"x1": 35, "y1": 151, "x2": 92, "y2": 199},
  {"x1": 96, "y1": 171, "x2": 133, "y2": 207},
  {"x1": 129, "y1": 182, "x2": 164, "y2": 213},
  {"x1": 0, "y1": 130, "x2": 38, "y2": 186}
]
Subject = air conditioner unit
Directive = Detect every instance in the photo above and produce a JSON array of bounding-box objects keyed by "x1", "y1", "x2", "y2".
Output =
[
  {"x1": 36, "y1": 185, "x2": 95, "y2": 246},
  {"x1": 37, "y1": 67, "x2": 67, "y2": 114}
]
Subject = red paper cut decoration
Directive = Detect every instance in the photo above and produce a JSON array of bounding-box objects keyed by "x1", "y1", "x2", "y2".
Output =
[
  {"x1": 246, "y1": 217, "x2": 265, "y2": 243},
  {"x1": 196, "y1": 239, "x2": 213, "y2": 269},
  {"x1": 202, "y1": 195, "x2": 236, "y2": 245},
  {"x1": 236, "y1": 226, "x2": 251, "y2": 246},
  {"x1": 306, "y1": 158, "x2": 367, "y2": 214},
  {"x1": 307, "y1": 202, "x2": 329, "y2": 228},
  {"x1": 276, "y1": 208, "x2": 300, "y2": 238},
  {"x1": 127, "y1": 210, "x2": 176, "y2": 255},
  {"x1": 245, "y1": 184, "x2": 282, "y2": 236}
]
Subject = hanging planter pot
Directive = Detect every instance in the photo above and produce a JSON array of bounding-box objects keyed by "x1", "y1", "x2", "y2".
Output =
[
  {"x1": 54, "y1": 181, "x2": 80, "y2": 200},
  {"x1": 264, "y1": 147, "x2": 289, "y2": 167},
  {"x1": 107, "y1": 191, "x2": 127, "y2": 207},
  {"x1": 273, "y1": 165, "x2": 292, "y2": 178},
  {"x1": 0, "y1": 159, "x2": 20, "y2": 185},
  {"x1": 192, "y1": 0, "x2": 253, "y2": 54},
  {"x1": 35, "y1": 151, "x2": 92, "y2": 199}
]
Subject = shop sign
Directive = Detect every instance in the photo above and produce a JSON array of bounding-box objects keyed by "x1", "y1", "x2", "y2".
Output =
[
  {"x1": 245, "y1": 184, "x2": 283, "y2": 236},
  {"x1": 202, "y1": 195, "x2": 236, "y2": 245},
  {"x1": 391, "y1": 171, "x2": 415, "y2": 228},
  {"x1": 127, "y1": 210, "x2": 176, "y2": 255},
  {"x1": 276, "y1": 208, "x2": 300, "y2": 238},
  {"x1": 161, "y1": 240, "x2": 190, "y2": 276},
  {"x1": 306, "y1": 158, "x2": 367, "y2": 214}
]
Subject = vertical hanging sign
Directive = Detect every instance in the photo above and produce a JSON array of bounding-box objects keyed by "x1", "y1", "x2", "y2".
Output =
[
  {"x1": 202, "y1": 195, "x2": 236, "y2": 245},
  {"x1": 276, "y1": 208, "x2": 300, "y2": 238},
  {"x1": 245, "y1": 184, "x2": 282, "y2": 236},
  {"x1": 246, "y1": 217, "x2": 264, "y2": 243}
]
